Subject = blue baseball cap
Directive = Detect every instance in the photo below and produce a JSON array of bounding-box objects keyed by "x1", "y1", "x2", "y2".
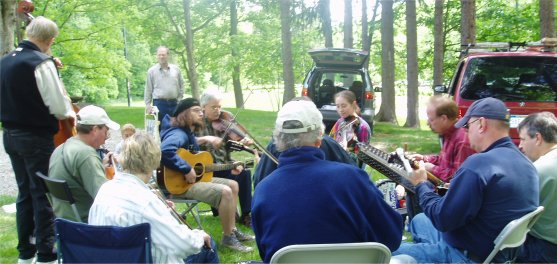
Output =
[{"x1": 455, "y1": 97, "x2": 510, "y2": 128}]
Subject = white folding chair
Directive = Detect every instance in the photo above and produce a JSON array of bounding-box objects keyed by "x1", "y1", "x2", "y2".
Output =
[
  {"x1": 483, "y1": 206, "x2": 545, "y2": 264},
  {"x1": 270, "y1": 242, "x2": 391, "y2": 264}
]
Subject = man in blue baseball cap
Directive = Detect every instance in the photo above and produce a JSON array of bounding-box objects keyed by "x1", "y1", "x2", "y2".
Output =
[{"x1": 393, "y1": 97, "x2": 539, "y2": 263}]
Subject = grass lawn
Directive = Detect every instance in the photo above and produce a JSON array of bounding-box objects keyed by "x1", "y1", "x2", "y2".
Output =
[{"x1": 0, "y1": 105, "x2": 440, "y2": 263}]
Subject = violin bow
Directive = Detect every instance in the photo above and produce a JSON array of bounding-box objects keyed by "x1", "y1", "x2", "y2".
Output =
[{"x1": 221, "y1": 90, "x2": 279, "y2": 164}]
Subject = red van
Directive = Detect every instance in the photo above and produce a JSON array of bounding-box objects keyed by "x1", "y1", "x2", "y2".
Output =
[{"x1": 434, "y1": 39, "x2": 557, "y2": 145}]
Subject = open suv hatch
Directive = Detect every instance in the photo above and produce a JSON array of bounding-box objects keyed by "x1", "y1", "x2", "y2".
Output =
[
  {"x1": 434, "y1": 39, "x2": 557, "y2": 145},
  {"x1": 301, "y1": 48, "x2": 376, "y2": 133}
]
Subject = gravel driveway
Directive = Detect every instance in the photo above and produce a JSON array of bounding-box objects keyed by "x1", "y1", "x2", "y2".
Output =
[{"x1": 0, "y1": 130, "x2": 123, "y2": 197}]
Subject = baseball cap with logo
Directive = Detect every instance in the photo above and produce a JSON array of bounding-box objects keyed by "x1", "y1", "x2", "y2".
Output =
[
  {"x1": 455, "y1": 97, "x2": 510, "y2": 128},
  {"x1": 275, "y1": 100, "x2": 323, "y2": 133},
  {"x1": 76, "y1": 105, "x2": 120, "y2": 130}
]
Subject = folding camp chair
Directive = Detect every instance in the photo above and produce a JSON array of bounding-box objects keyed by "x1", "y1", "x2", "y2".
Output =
[
  {"x1": 54, "y1": 218, "x2": 152, "y2": 263},
  {"x1": 270, "y1": 242, "x2": 391, "y2": 263},
  {"x1": 35, "y1": 171, "x2": 81, "y2": 222}
]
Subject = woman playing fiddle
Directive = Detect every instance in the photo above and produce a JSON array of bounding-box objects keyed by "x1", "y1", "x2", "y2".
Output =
[
  {"x1": 196, "y1": 89, "x2": 255, "y2": 228},
  {"x1": 329, "y1": 90, "x2": 372, "y2": 164}
]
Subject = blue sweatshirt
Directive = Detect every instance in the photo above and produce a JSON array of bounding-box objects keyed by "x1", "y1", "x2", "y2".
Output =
[
  {"x1": 416, "y1": 137, "x2": 539, "y2": 259},
  {"x1": 252, "y1": 146, "x2": 403, "y2": 262},
  {"x1": 160, "y1": 114, "x2": 199, "y2": 174}
]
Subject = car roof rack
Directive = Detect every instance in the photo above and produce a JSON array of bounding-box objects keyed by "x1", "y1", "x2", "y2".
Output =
[{"x1": 461, "y1": 38, "x2": 557, "y2": 56}]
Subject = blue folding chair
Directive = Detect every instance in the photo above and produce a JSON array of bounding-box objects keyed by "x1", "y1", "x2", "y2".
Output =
[{"x1": 54, "y1": 218, "x2": 152, "y2": 263}]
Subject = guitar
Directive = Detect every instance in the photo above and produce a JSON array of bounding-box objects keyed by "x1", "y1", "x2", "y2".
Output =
[{"x1": 160, "y1": 148, "x2": 253, "y2": 194}]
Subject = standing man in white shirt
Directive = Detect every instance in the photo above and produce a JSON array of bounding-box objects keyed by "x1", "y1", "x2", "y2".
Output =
[
  {"x1": 144, "y1": 46, "x2": 184, "y2": 122},
  {"x1": 1, "y1": 16, "x2": 75, "y2": 264}
]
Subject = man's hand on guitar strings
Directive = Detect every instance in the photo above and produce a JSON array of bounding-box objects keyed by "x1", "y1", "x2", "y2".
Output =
[{"x1": 184, "y1": 170, "x2": 197, "y2": 184}]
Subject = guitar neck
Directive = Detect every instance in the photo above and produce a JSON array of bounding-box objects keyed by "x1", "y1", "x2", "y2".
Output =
[{"x1": 206, "y1": 163, "x2": 238, "y2": 172}]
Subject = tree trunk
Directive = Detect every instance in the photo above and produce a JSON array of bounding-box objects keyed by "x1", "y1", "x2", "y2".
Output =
[
  {"x1": 183, "y1": 0, "x2": 200, "y2": 99},
  {"x1": 460, "y1": 0, "x2": 475, "y2": 57},
  {"x1": 230, "y1": 0, "x2": 244, "y2": 108},
  {"x1": 376, "y1": 0, "x2": 397, "y2": 124},
  {"x1": 343, "y1": 0, "x2": 353, "y2": 48},
  {"x1": 405, "y1": 0, "x2": 419, "y2": 128},
  {"x1": 433, "y1": 0, "x2": 445, "y2": 88},
  {"x1": 318, "y1": 0, "x2": 333, "y2": 48},
  {"x1": 361, "y1": 0, "x2": 369, "y2": 51},
  {"x1": 540, "y1": 0, "x2": 555, "y2": 38},
  {"x1": 280, "y1": 0, "x2": 295, "y2": 105},
  {"x1": 1, "y1": 0, "x2": 17, "y2": 56},
  {"x1": 365, "y1": 1, "x2": 380, "y2": 70}
]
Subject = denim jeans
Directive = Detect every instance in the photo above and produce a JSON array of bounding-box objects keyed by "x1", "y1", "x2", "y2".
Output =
[
  {"x1": 517, "y1": 234, "x2": 557, "y2": 262},
  {"x1": 153, "y1": 99, "x2": 178, "y2": 123},
  {"x1": 184, "y1": 238, "x2": 220, "y2": 263},
  {"x1": 393, "y1": 213, "x2": 475, "y2": 263},
  {"x1": 394, "y1": 213, "x2": 514, "y2": 263},
  {"x1": 4, "y1": 129, "x2": 57, "y2": 262}
]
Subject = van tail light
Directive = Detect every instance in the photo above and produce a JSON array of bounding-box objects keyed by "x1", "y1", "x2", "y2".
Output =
[
  {"x1": 301, "y1": 87, "x2": 308, "y2": 96},
  {"x1": 365, "y1": 91, "x2": 374, "y2": 100},
  {"x1": 459, "y1": 108, "x2": 464, "y2": 118}
]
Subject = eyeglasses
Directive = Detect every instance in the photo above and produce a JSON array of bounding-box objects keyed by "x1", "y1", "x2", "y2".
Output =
[{"x1": 463, "y1": 118, "x2": 480, "y2": 130}]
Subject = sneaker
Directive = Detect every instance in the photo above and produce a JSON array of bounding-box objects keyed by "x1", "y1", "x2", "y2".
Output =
[
  {"x1": 221, "y1": 234, "x2": 253, "y2": 252},
  {"x1": 234, "y1": 228, "x2": 255, "y2": 241}
]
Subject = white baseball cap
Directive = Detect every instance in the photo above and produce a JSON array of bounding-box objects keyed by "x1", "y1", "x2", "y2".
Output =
[
  {"x1": 275, "y1": 100, "x2": 323, "y2": 133},
  {"x1": 76, "y1": 105, "x2": 120, "y2": 130}
]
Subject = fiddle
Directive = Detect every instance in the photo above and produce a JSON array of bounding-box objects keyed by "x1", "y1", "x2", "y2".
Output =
[
  {"x1": 210, "y1": 110, "x2": 279, "y2": 164},
  {"x1": 211, "y1": 111, "x2": 250, "y2": 143}
]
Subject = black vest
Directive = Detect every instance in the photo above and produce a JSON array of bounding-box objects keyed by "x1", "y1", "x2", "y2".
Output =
[{"x1": 1, "y1": 41, "x2": 59, "y2": 135}]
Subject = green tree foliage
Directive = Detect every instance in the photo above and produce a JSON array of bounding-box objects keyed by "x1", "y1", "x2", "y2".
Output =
[{"x1": 18, "y1": 0, "x2": 550, "y2": 105}]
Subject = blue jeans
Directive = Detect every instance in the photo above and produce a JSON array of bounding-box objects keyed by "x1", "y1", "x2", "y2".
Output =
[
  {"x1": 393, "y1": 213, "x2": 475, "y2": 263},
  {"x1": 394, "y1": 213, "x2": 514, "y2": 263},
  {"x1": 184, "y1": 238, "x2": 220, "y2": 263},
  {"x1": 517, "y1": 234, "x2": 557, "y2": 262},
  {"x1": 153, "y1": 99, "x2": 178, "y2": 123},
  {"x1": 4, "y1": 129, "x2": 57, "y2": 262}
]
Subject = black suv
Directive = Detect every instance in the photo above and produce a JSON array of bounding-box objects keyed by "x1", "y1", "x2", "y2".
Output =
[
  {"x1": 301, "y1": 48, "x2": 376, "y2": 132},
  {"x1": 435, "y1": 39, "x2": 557, "y2": 145}
]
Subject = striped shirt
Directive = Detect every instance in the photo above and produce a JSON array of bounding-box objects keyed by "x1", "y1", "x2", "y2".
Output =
[{"x1": 89, "y1": 172, "x2": 204, "y2": 263}]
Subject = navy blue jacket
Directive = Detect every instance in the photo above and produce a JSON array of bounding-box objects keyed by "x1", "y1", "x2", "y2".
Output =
[
  {"x1": 253, "y1": 135, "x2": 356, "y2": 188},
  {"x1": 160, "y1": 114, "x2": 199, "y2": 174},
  {"x1": 416, "y1": 137, "x2": 539, "y2": 259},
  {"x1": 252, "y1": 146, "x2": 403, "y2": 262}
]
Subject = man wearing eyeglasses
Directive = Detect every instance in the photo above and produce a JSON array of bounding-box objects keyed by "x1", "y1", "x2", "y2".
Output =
[
  {"x1": 392, "y1": 97, "x2": 539, "y2": 263},
  {"x1": 160, "y1": 98, "x2": 254, "y2": 252},
  {"x1": 516, "y1": 112, "x2": 557, "y2": 263},
  {"x1": 410, "y1": 96, "x2": 476, "y2": 183}
]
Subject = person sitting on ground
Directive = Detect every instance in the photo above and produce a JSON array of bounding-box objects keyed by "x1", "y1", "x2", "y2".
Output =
[
  {"x1": 160, "y1": 98, "x2": 254, "y2": 252},
  {"x1": 89, "y1": 132, "x2": 219, "y2": 263},
  {"x1": 516, "y1": 112, "x2": 557, "y2": 263},
  {"x1": 48, "y1": 105, "x2": 120, "y2": 222},
  {"x1": 392, "y1": 97, "x2": 539, "y2": 263},
  {"x1": 252, "y1": 100, "x2": 403, "y2": 263}
]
